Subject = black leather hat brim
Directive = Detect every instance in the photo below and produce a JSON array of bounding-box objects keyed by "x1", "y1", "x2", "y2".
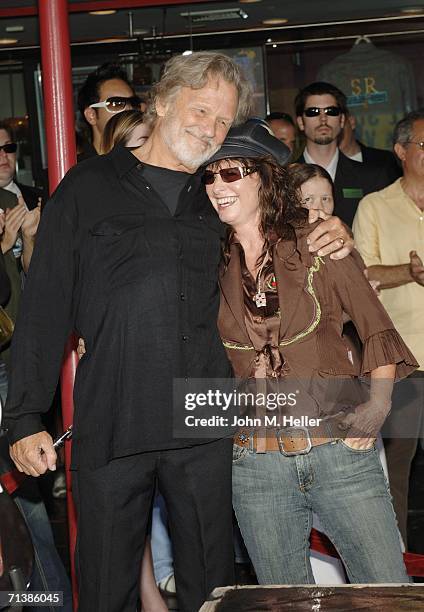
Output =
[{"x1": 205, "y1": 140, "x2": 291, "y2": 167}]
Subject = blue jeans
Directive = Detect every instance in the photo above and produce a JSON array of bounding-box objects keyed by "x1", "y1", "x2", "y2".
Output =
[
  {"x1": 232, "y1": 440, "x2": 409, "y2": 584},
  {"x1": 150, "y1": 494, "x2": 250, "y2": 580},
  {"x1": 151, "y1": 493, "x2": 174, "y2": 583}
]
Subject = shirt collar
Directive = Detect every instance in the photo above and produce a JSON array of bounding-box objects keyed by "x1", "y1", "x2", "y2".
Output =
[
  {"x1": 109, "y1": 143, "x2": 141, "y2": 178},
  {"x1": 109, "y1": 142, "x2": 204, "y2": 185},
  {"x1": 3, "y1": 180, "x2": 21, "y2": 197},
  {"x1": 303, "y1": 147, "x2": 339, "y2": 181},
  {"x1": 229, "y1": 225, "x2": 313, "y2": 269}
]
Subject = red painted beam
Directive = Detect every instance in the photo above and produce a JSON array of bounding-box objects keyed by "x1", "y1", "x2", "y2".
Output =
[
  {"x1": 39, "y1": 0, "x2": 76, "y2": 190},
  {"x1": 38, "y1": 0, "x2": 78, "y2": 608},
  {"x1": 0, "y1": 0, "x2": 222, "y2": 18}
]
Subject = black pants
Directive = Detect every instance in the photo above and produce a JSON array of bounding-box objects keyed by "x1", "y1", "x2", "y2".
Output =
[
  {"x1": 382, "y1": 371, "x2": 424, "y2": 545},
  {"x1": 72, "y1": 438, "x2": 234, "y2": 612}
]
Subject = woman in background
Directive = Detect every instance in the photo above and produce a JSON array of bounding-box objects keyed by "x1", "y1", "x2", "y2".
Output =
[{"x1": 100, "y1": 109, "x2": 150, "y2": 154}]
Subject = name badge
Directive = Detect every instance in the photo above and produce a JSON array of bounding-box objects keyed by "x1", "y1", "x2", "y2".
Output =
[{"x1": 343, "y1": 187, "x2": 364, "y2": 199}]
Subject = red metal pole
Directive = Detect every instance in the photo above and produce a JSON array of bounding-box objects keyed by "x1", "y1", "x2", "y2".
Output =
[
  {"x1": 38, "y1": 1, "x2": 79, "y2": 609},
  {"x1": 39, "y1": 0, "x2": 77, "y2": 191}
]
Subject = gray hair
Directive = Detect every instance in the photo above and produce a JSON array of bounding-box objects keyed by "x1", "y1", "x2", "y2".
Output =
[
  {"x1": 144, "y1": 52, "x2": 252, "y2": 128},
  {"x1": 393, "y1": 108, "x2": 424, "y2": 147}
]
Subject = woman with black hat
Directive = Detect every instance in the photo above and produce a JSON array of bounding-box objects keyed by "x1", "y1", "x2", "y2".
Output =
[{"x1": 203, "y1": 120, "x2": 416, "y2": 585}]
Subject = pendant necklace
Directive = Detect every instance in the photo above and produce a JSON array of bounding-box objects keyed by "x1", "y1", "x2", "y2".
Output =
[{"x1": 253, "y1": 256, "x2": 268, "y2": 308}]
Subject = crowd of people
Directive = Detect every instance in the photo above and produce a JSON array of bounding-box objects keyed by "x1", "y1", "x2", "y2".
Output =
[{"x1": 0, "y1": 51, "x2": 422, "y2": 612}]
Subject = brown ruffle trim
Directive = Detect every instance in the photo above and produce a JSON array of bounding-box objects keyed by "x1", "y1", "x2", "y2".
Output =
[{"x1": 361, "y1": 328, "x2": 419, "y2": 379}]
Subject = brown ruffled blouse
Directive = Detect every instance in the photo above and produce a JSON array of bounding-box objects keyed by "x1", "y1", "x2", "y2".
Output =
[{"x1": 218, "y1": 223, "x2": 418, "y2": 428}]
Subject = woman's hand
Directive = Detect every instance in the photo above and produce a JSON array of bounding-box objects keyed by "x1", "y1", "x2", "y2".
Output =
[
  {"x1": 342, "y1": 434, "x2": 376, "y2": 451},
  {"x1": 306, "y1": 209, "x2": 354, "y2": 260},
  {"x1": 340, "y1": 395, "x2": 391, "y2": 450},
  {"x1": 77, "y1": 338, "x2": 86, "y2": 360}
]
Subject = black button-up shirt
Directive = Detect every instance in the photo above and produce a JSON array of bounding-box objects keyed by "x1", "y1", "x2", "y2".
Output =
[{"x1": 4, "y1": 144, "x2": 231, "y2": 468}]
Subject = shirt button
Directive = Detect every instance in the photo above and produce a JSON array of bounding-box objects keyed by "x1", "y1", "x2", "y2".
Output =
[
  {"x1": 180, "y1": 293, "x2": 185, "y2": 300},
  {"x1": 198, "y1": 215, "x2": 203, "y2": 220},
  {"x1": 182, "y1": 335, "x2": 189, "y2": 341}
]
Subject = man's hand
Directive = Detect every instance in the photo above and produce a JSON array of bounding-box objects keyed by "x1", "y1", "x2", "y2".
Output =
[
  {"x1": 21, "y1": 199, "x2": 41, "y2": 273},
  {"x1": 410, "y1": 250, "x2": 424, "y2": 286},
  {"x1": 77, "y1": 337, "x2": 86, "y2": 360},
  {"x1": 306, "y1": 209, "x2": 354, "y2": 259},
  {"x1": 1, "y1": 202, "x2": 26, "y2": 254},
  {"x1": 0, "y1": 208, "x2": 5, "y2": 235},
  {"x1": 21, "y1": 199, "x2": 41, "y2": 239},
  {"x1": 10, "y1": 431, "x2": 57, "y2": 477}
]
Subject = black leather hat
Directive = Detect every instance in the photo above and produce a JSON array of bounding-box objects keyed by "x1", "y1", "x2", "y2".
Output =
[{"x1": 205, "y1": 118, "x2": 291, "y2": 166}]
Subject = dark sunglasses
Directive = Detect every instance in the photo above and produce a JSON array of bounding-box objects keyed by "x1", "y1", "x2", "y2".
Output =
[
  {"x1": 89, "y1": 95, "x2": 141, "y2": 114},
  {"x1": 202, "y1": 166, "x2": 258, "y2": 185},
  {"x1": 303, "y1": 106, "x2": 341, "y2": 117},
  {"x1": 0, "y1": 142, "x2": 17, "y2": 153}
]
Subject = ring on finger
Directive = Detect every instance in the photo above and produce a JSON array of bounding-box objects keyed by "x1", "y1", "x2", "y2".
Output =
[{"x1": 339, "y1": 237, "x2": 345, "y2": 246}]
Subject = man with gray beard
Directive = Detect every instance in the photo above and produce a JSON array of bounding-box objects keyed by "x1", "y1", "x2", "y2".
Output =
[
  {"x1": 295, "y1": 81, "x2": 392, "y2": 227},
  {"x1": 4, "y1": 54, "x2": 353, "y2": 612}
]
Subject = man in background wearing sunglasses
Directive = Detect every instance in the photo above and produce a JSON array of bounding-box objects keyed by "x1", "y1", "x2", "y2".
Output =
[
  {"x1": 0, "y1": 122, "x2": 42, "y2": 274},
  {"x1": 0, "y1": 122, "x2": 43, "y2": 212},
  {"x1": 295, "y1": 81, "x2": 393, "y2": 227},
  {"x1": 77, "y1": 62, "x2": 141, "y2": 160}
]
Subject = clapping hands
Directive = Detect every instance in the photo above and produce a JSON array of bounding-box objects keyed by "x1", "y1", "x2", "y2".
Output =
[
  {"x1": 410, "y1": 250, "x2": 424, "y2": 286},
  {"x1": 0, "y1": 199, "x2": 26, "y2": 254}
]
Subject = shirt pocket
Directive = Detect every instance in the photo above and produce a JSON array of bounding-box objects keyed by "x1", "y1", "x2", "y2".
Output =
[
  {"x1": 89, "y1": 213, "x2": 151, "y2": 290},
  {"x1": 90, "y1": 213, "x2": 146, "y2": 237}
]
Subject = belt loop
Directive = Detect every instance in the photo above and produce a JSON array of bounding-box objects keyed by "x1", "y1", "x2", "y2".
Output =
[
  {"x1": 255, "y1": 426, "x2": 267, "y2": 453},
  {"x1": 248, "y1": 430, "x2": 256, "y2": 454}
]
